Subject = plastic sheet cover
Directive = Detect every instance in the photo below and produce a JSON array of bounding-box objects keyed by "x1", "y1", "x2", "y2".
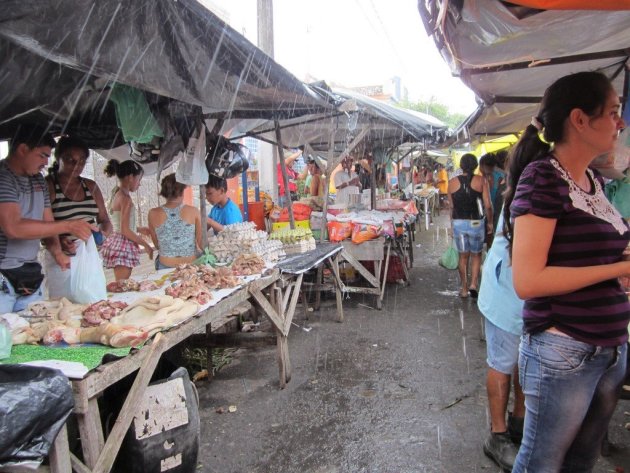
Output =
[
  {"x1": 0, "y1": 0, "x2": 330, "y2": 146},
  {"x1": 0, "y1": 365, "x2": 74, "y2": 467},
  {"x1": 417, "y1": 0, "x2": 630, "y2": 141}
]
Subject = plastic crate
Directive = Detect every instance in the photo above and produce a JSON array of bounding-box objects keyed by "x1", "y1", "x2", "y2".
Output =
[{"x1": 271, "y1": 220, "x2": 310, "y2": 232}]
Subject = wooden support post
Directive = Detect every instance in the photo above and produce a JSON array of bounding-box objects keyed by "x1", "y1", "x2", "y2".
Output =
[
  {"x1": 76, "y1": 397, "x2": 104, "y2": 469},
  {"x1": 274, "y1": 121, "x2": 295, "y2": 229},
  {"x1": 380, "y1": 241, "x2": 392, "y2": 306},
  {"x1": 91, "y1": 333, "x2": 167, "y2": 473},
  {"x1": 206, "y1": 322, "x2": 214, "y2": 381},
  {"x1": 331, "y1": 254, "x2": 345, "y2": 323},
  {"x1": 48, "y1": 424, "x2": 71, "y2": 473}
]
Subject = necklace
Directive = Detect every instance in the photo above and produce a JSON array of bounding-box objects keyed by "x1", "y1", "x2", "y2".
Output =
[{"x1": 550, "y1": 158, "x2": 627, "y2": 235}]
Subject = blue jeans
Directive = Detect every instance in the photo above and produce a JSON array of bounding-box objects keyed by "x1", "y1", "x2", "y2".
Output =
[
  {"x1": 452, "y1": 219, "x2": 484, "y2": 253},
  {"x1": 0, "y1": 275, "x2": 44, "y2": 313},
  {"x1": 513, "y1": 331, "x2": 627, "y2": 473}
]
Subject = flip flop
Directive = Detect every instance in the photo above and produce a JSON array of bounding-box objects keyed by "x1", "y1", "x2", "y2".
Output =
[
  {"x1": 469, "y1": 288, "x2": 479, "y2": 299},
  {"x1": 459, "y1": 290, "x2": 469, "y2": 298}
]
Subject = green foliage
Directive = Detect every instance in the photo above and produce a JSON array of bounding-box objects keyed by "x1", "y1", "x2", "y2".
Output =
[{"x1": 398, "y1": 97, "x2": 467, "y2": 130}]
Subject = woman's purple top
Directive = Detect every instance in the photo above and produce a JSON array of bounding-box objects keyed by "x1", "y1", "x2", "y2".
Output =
[{"x1": 511, "y1": 157, "x2": 630, "y2": 347}]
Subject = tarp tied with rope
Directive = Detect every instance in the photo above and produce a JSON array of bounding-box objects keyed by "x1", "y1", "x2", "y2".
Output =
[{"x1": 417, "y1": 0, "x2": 630, "y2": 144}]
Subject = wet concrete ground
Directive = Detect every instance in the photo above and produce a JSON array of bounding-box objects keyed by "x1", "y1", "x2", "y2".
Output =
[{"x1": 194, "y1": 215, "x2": 630, "y2": 473}]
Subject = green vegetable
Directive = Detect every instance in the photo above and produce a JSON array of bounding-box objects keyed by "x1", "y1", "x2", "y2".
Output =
[{"x1": 194, "y1": 248, "x2": 217, "y2": 266}]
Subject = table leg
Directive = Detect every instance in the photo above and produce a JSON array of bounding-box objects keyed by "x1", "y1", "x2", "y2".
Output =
[
  {"x1": 380, "y1": 241, "x2": 392, "y2": 305},
  {"x1": 314, "y1": 265, "x2": 323, "y2": 311},
  {"x1": 206, "y1": 322, "x2": 214, "y2": 380},
  {"x1": 274, "y1": 285, "x2": 291, "y2": 388},
  {"x1": 330, "y1": 255, "x2": 345, "y2": 323},
  {"x1": 424, "y1": 197, "x2": 430, "y2": 230},
  {"x1": 76, "y1": 397, "x2": 104, "y2": 469},
  {"x1": 49, "y1": 423, "x2": 71, "y2": 473}
]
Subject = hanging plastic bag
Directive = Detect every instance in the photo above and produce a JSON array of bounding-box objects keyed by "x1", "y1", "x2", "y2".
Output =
[
  {"x1": 439, "y1": 240, "x2": 459, "y2": 270},
  {"x1": 176, "y1": 125, "x2": 209, "y2": 185},
  {"x1": 69, "y1": 236, "x2": 107, "y2": 304}
]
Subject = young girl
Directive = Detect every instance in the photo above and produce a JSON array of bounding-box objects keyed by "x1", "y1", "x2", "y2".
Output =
[{"x1": 99, "y1": 160, "x2": 153, "y2": 281}]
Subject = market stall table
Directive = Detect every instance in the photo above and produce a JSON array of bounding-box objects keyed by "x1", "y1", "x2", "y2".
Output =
[{"x1": 3, "y1": 269, "x2": 288, "y2": 473}]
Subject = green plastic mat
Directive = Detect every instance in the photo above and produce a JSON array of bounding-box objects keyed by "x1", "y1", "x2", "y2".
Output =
[{"x1": 1, "y1": 344, "x2": 132, "y2": 371}]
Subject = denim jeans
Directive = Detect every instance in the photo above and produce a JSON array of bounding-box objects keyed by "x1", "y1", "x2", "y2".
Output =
[
  {"x1": 0, "y1": 275, "x2": 44, "y2": 313},
  {"x1": 513, "y1": 331, "x2": 627, "y2": 473}
]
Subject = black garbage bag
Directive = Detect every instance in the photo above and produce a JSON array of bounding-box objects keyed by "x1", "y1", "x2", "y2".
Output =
[{"x1": 0, "y1": 365, "x2": 74, "y2": 466}]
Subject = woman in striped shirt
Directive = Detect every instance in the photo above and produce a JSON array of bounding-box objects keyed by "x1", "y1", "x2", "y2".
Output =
[
  {"x1": 504, "y1": 72, "x2": 630, "y2": 472},
  {"x1": 44, "y1": 136, "x2": 112, "y2": 297}
]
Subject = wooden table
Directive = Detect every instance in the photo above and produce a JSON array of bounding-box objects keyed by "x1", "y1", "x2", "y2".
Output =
[{"x1": 51, "y1": 271, "x2": 283, "y2": 473}]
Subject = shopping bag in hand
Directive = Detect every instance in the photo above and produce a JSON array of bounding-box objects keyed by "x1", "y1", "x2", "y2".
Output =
[
  {"x1": 69, "y1": 236, "x2": 107, "y2": 303},
  {"x1": 439, "y1": 240, "x2": 459, "y2": 270}
]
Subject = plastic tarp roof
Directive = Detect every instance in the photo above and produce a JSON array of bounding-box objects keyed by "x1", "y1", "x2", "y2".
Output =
[
  {"x1": 0, "y1": 0, "x2": 331, "y2": 147},
  {"x1": 417, "y1": 0, "x2": 630, "y2": 143},
  {"x1": 219, "y1": 84, "x2": 448, "y2": 158}
]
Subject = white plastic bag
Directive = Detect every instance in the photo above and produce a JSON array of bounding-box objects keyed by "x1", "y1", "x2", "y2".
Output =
[
  {"x1": 69, "y1": 236, "x2": 107, "y2": 304},
  {"x1": 175, "y1": 125, "x2": 209, "y2": 185}
]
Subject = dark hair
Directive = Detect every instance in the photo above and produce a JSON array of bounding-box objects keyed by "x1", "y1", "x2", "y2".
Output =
[
  {"x1": 502, "y1": 71, "x2": 613, "y2": 245},
  {"x1": 207, "y1": 175, "x2": 227, "y2": 192},
  {"x1": 9, "y1": 124, "x2": 55, "y2": 153},
  {"x1": 160, "y1": 173, "x2": 186, "y2": 199},
  {"x1": 103, "y1": 159, "x2": 144, "y2": 179},
  {"x1": 459, "y1": 153, "x2": 478, "y2": 187},
  {"x1": 479, "y1": 153, "x2": 496, "y2": 168},
  {"x1": 49, "y1": 135, "x2": 90, "y2": 174},
  {"x1": 494, "y1": 150, "x2": 508, "y2": 170}
]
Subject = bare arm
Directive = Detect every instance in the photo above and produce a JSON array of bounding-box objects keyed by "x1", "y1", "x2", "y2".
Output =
[
  {"x1": 146, "y1": 208, "x2": 160, "y2": 250},
  {"x1": 0, "y1": 202, "x2": 95, "y2": 240},
  {"x1": 207, "y1": 217, "x2": 224, "y2": 234},
  {"x1": 85, "y1": 180, "x2": 113, "y2": 236},
  {"x1": 512, "y1": 214, "x2": 630, "y2": 299},
  {"x1": 481, "y1": 177, "x2": 493, "y2": 233}
]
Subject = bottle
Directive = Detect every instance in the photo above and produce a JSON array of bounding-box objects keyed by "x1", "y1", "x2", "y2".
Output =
[{"x1": 0, "y1": 321, "x2": 12, "y2": 360}]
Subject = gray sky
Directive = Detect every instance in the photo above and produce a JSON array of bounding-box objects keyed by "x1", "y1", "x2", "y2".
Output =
[{"x1": 202, "y1": 0, "x2": 478, "y2": 115}]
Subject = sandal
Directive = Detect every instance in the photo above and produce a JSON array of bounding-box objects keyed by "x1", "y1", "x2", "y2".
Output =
[
  {"x1": 469, "y1": 287, "x2": 479, "y2": 299},
  {"x1": 459, "y1": 289, "x2": 469, "y2": 298}
]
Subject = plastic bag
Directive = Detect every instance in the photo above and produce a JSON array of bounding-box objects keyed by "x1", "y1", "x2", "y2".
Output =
[
  {"x1": 351, "y1": 223, "x2": 381, "y2": 244},
  {"x1": 605, "y1": 176, "x2": 630, "y2": 218},
  {"x1": 69, "y1": 236, "x2": 107, "y2": 304},
  {"x1": 439, "y1": 241, "x2": 459, "y2": 270},
  {"x1": 0, "y1": 365, "x2": 73, "y2": 468},
  {"x1": 0, "y1": 322, "x2": 11, "y2": 359},
  {"x1": 176, "y1": 125, "x2": 209, "y2": 185},
  {"x1": 327, "y1": 222, "x2": 353, "y2": 242}
]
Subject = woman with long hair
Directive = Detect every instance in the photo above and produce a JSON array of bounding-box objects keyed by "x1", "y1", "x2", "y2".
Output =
[
  {"x1": 99, "y1": 160, "x2": 153, "y2": 281},
  {"x1": 147, "y1": 173, "x2": 202, "y2": 270},
  {"x1": 504, "y1": 71, "x2": 629, "y2": 472},
  {"x1": 447, "y1": 153, "x2": 493, "y2": 298}
]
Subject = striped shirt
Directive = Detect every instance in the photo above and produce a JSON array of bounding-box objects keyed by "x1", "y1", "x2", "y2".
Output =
[
  {"x1": 511, "y1": 157, "x2": 630, "y2": 347},
  {"x1": 0, "y1": 160, "x2": 49, "y2": 269},
  {"x1": 50, "y1": 171, "x2": 99, "y2": 225}
]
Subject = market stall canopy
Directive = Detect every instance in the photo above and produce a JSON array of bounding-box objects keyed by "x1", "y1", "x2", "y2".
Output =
[
  {"x1": 417, "y1": 0, "x2": 630, "y2": 143},
  {"x1": 224, "y1": 83, "x2": 449, "y2": 159},
  {"x1": 0, "y1": 0, "x2": 331, "y2": 148}
]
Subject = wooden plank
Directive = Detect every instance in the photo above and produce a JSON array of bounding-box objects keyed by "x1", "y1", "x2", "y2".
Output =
[
  {"x1": 275, "y1": 122, "x2": 295, "y2": 228},
  {"x1": 380, "y1": 241, "x2": 392, "y2": 302},
  {"x1": 48, "y1": 424, "x2": 71, "y2": 473},
  {"x1": 341, "y1": 238, "x2": 385, "y2": 261},
  {"x1": 76, "y1": 398, "x2": 104, "y2": 469},
  {"x1": 283, "y1": 274, "x2": 303, "y2": 335},
  {"x1": 70, "y1": 453, "x2": 92, "y2": 473},
  {"x1": 331, "y1": 255, "x2": 344, "y2": 323},
  {"x1": 340, "y1": 249, "x2": 380, "y2": 288},
  {"x1": 273, "y1": 291, "x2": 291, "y2": 388},
  {"x1": 314, "y1": 265, "x2": 323, "y2": 310},
  {"x1": 249, "y1": 287, "x2": 286, "y2": 335},
  {"x1": 188, "y1": 332, "x2": 276, "y2": 348},
  {"x1": 91, "y1": 333, "x2": 167, "y2": 473}
]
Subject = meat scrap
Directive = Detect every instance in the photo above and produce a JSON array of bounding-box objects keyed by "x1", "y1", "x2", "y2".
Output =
[
  {"x1": 231, "y1": 253, "x2": 266, "y2": 276},
  {"x1": 82, "y1": 300, "x2": 128, "y2": 327},
  {"x1": 43, "y1": 323, "x2": 147, "y2": 348}
]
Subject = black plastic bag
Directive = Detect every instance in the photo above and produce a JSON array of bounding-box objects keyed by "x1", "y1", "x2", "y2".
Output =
[{"x1": 0, "y1": 365, "x2": 74, "y2": 466}]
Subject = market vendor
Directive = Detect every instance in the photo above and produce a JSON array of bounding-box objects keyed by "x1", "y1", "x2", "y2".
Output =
[
  {"x1": 334, "y1": 156, "x2": 360, "y2": 205},
  {"x1": 277, "y1": 150, "x2": 307, "y2": 207},
  {"x1": 0, "y1": 125, "x2": 96, "y2": 312},
  {"x1": 305, "y1": 156, "x2": 325, "y2": 197},
  {"x1": 206, "y1": 175, "x2": 242, "y2": 234}
]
